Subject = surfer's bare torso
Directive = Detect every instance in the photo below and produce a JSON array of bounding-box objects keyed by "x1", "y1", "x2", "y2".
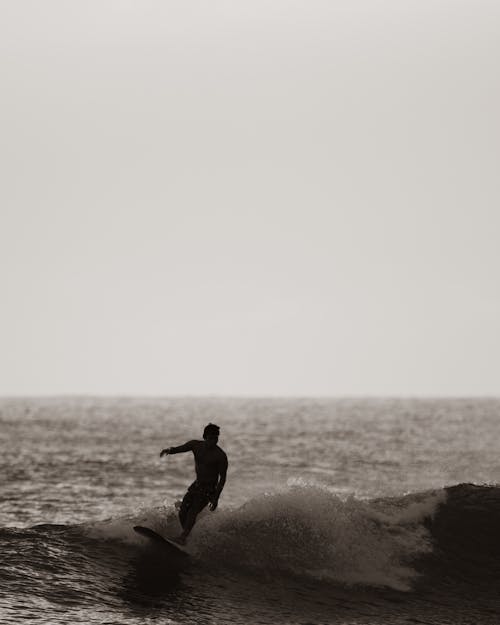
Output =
[{"x1": 168, "y1": 439, "x2": 228, "y2": 490}]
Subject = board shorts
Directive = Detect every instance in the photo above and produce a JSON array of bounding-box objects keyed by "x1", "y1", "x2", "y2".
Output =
[{"x1": 178, "y1": 481, "x2": 215, "y2": 528}]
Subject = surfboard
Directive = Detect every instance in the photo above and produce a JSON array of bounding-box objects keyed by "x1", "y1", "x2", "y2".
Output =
[{"x1": 133, "y1": 525, "x2": 189, "y2": 558}]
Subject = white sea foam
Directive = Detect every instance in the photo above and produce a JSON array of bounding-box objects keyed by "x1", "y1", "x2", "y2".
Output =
[{"x1": 190, "y1": 482, "x2": 444, "y2": 591}]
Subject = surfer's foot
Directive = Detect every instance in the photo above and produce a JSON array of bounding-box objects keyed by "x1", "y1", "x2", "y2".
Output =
[{"x1": 173, "y1": 534, "x2": 187, "y2": 546}]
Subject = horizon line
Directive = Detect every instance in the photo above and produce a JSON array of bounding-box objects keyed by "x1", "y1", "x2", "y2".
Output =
[{"x1": 1, "y1": 393, "x2": 499, "y2": 401}]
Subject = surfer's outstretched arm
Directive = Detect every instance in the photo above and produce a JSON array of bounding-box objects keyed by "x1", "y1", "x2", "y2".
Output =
[{"x1": 160, "y1": 441, "x2": 195, "y2": 457}]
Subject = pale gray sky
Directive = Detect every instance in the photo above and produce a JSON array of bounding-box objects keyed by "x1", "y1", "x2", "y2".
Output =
[{"x1": 1, "y1": 0, "x2": 499, "y2": 396}]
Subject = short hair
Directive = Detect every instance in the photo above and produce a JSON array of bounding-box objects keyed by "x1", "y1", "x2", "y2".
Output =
[{"x1": 203, "y1": 423, "x2": 220, "y2": 438}]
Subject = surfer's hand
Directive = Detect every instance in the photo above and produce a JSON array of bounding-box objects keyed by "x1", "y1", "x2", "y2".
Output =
[
  {"x1": 208, "y1": 497, "x2": 218, "y2": 511},
  {"x1": 160, "y1": 448, "x2": 171, "y2": 457}
]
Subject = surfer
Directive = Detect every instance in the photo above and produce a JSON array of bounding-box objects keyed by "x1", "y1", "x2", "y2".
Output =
[{"x1": 160, "y1": 423, "x2": 228, "y2": 545}]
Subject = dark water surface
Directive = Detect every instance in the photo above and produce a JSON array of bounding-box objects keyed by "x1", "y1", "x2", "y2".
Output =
[{"x1": 1, "y1": 397, "x2": 499, "y2": 624}]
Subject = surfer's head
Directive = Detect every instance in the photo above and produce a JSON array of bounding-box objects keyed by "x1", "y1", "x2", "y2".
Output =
[{"x1": 203, "y1": 423, "x2": 220, "y2": 447}]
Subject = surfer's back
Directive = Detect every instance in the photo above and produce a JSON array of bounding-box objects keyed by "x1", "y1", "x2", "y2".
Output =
[{"x1": 191, "y1": 440, "x2": 227, "y2": 486}]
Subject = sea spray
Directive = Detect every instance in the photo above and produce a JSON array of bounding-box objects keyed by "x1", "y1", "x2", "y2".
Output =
[{"x1": 190, "y1": 482, "x2": 443, "y2": 590}]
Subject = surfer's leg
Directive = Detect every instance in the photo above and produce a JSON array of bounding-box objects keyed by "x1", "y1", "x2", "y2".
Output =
[
  {"x1": 177, "y1": 490, "x2": 210, "y2": 542},
  {"x1": 178, "y1": 486, "x2": 195, "y2": 530},
  {"x1": 181, "y1": 504, "x2": 199, "y2": 536}
]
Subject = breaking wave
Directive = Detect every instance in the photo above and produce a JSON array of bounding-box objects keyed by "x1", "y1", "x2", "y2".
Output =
[{"x1": 2, "y1": 483, "x2": 500, "y2": 602}]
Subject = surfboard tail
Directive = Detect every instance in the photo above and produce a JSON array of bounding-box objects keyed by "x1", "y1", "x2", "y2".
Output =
[{"x1": 133, "y1": 525, "x2": 190, "y2": 558}]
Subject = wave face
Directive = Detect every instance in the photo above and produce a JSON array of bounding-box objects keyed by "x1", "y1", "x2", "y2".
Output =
[
  {"x1": 423, "y1": 483, "x2": 500, "y2": 588},
  {"x1": 2, "y1": 483, "x2": 500, "y2": 625}
]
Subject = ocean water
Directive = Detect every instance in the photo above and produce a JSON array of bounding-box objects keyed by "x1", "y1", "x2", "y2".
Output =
[{"x1": 1, "y1": 397, "x2": 500, "y2": 624}]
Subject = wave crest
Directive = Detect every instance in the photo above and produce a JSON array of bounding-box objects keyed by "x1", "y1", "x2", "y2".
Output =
[{"x1": 190, "y1": 483, "x2": 444, "y2": 590}]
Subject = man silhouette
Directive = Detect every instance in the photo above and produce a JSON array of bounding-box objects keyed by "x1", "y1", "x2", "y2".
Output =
[{"x1": 160, "y1": 423, "x2": 228, "y2": 544}]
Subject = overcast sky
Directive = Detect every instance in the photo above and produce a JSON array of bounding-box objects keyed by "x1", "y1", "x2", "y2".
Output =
[{"x1": 1, "y1": 0, "x2": 499, "y2": 396}]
